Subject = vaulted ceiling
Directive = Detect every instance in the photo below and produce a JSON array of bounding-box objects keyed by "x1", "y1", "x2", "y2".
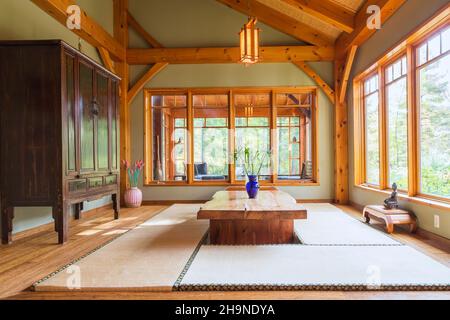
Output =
[{"x1": 216, "y1": 0, "x2": 366, "y2": 46}]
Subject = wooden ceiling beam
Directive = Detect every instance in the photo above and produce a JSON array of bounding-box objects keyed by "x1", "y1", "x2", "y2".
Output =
[
  {"x1": 31, "y1": 0, "x2": 125, "y2": 61},
  {"x1": 217, "y1": 0, "x2": 334, "y2": 47},
  {"x1": 127, "y1": 46, "x2": 335, "y2": 64},
  {"x1": 113, "y1": 0, "x2": 129, "y2": 199},
  {"x1": 127, "y1": 10, "x2": 163, "y2": 48},
  {"x1": 281, "y1": 0, "x2": 355, "y2": 33},
  {"x1": 97, "y1": 47, "x2": 116, "y2": 73},
  {"x1": 128, "y1": 63, "x2": 168, "y2": 104},
  {"x1": 339, "y1": 45, "x2": 358, "y2": 104},
  {"x1": 336, "y1": 0, "x2": 407, "y2": 58},
  {"x1": 292, "y1": 61, "x2": 335, "y2": 104}
]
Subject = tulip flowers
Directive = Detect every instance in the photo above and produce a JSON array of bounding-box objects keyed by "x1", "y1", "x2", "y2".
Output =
[{"x1": 122, "y1": 160, "x2": 145, "y2": 188}]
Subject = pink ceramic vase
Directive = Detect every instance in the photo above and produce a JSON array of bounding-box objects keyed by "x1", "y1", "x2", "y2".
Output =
[{"x1": 124, "y1": 187, "x2": 142, "y2": 208}]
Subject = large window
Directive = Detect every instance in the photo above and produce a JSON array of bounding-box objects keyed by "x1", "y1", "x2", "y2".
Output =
[
  {"x1": 144, "y1": 88, "x2": 318, "y2": 186},
  {"x1": 148, "y1": 94, "x2": 188, "y2": 183},
  {"x1": 363, "y1": 74, "x2": 380, "y2": 186},
  {"x1": 417, "y1": 29, "x2": 450, "y2": 198},
  {"x1": 234, "y1": 93, "x2": 271, "y2": 181},
  {"x1": 276, "y1": 93, "x2": 313, "y2": 180},
  {"x1": 354, "y1": 13, "x2": 450, "y2": 205},
  {"x1": 193, "y1": 94, "x2": 229, "y2": 181},
  {"x1": 386, "y1": 57, "x2": 408, "y2": 190}
]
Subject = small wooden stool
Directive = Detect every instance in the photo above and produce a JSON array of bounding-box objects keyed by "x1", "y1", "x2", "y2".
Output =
[{"x1": 363, "y1": 205, "x2": 417, "y2": 234}]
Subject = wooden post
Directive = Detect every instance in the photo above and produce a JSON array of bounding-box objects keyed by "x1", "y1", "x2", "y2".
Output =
[
  {"x1": 114, "y1": 0, "x2": 129, "y2": 203},
  {"x1": 334, "y1": 59, "x2": 349, "y2": 204}
]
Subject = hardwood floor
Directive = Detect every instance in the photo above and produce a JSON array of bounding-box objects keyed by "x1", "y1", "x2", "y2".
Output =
[{"x1": 1, "y1": 204, "x2": 449, "y2": 300}]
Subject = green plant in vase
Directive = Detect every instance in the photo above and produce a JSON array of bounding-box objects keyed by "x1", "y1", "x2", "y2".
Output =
[{"x1": 234, "y1": 147, "x2": 272, "y2": 198}]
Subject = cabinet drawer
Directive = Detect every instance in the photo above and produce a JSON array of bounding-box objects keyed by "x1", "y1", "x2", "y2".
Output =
[
  {"x1": 104, "y1": 175, "x2": 117, "y2": 185},
  {"x1": 68, "y1": 179, "x2": 87, "y2": 193},
  {"x1": 88, "y1": 177, "x2": 104, "y2": 189}
]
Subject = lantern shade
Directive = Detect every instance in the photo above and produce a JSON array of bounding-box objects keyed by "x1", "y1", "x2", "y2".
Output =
[{"x1": 239, "y1": 18, "x2": 259, "y2": 64}]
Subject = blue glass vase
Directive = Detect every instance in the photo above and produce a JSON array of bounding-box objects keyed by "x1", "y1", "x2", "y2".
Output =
[{"x1": 246, "y1": 175, "x2": 260, "y2": 199}]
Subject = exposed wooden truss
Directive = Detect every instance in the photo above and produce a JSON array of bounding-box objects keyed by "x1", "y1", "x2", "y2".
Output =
[
  {"x1": 31, "y1": 0, "x2": 125, "y2": 61},
  {"x1": 338, "y1": 45, "x2": 358, "y2": 104},
  {"x1": 128, "y1": 63, "x2": 168, "y2": 104},
  {"x1": 216, "y1": 0, "x2": 335, "y2": 46},
  {"x1": 127, "y1": 46, "x2": 335, "y2": 64},
  {"x1": 292, "y1": 61, "x2": 335, "y2": 104},
  {"x1": 126, "y1": 10, "x2": 169, "y2": 105},
  {"x1": 280, "y1": 0, "x2": 355, "y2": 33},
  {"x1": 334, "y1": 59, "x2": 349, "y2": 204},
  {"x1": 127, "y1": 10, "x2": 163, "y2": 48},
  {"x1": 336, "y1": 0, "x2": 407, "y2": 57},
  {"x1": 113, "y1": 0, "x2": 130, "y2": 199},
  {"x1": 29, "y1": 0, "x2": 413, "y2": 206},
  {"x1": 97, "y1": 47, "x2": 116, "y2": 73}
]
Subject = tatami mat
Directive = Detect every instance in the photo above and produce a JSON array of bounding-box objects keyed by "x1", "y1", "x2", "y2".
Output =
[
  {"x1": 295, "y1": 204, "x2": 401, "y2": 245},
  {"x1": 34, "y1": 204, "x2": 208, "y2": 292},
  {"x1": 179, "y1": 245, "x2": 450, "y2": 290}
]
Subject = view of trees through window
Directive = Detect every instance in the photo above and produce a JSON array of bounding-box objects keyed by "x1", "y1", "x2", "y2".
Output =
[
  {"x1": 386, "y1": 57, "x2": 408, "y2": 190},
  {"x1": 364, "y1": 75, "x2": 380, "y2": 185},
  {"x1": 193, "y1": 94, "x2": 229, "y2": 181},
  {"x1": 145, "y1": 89, "x2": 316, "y2": 184},
  {"x1": 417, "y1": 28, "x2": 450, "y2": 198},
  {"x1": 356, "y1": 24, "x2": 449, "y2": 202}
]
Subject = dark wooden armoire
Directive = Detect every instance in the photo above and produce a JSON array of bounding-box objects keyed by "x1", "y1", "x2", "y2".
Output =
[{"x1": 0, "y1": 40, "x2": 121, "y2": 244}]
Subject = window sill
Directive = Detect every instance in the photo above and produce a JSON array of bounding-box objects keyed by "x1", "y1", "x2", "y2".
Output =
[{"x1": 355, "y1": 185, "x2": 450, "y2": 212}]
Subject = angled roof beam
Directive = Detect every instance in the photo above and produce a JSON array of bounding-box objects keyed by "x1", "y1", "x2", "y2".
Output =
[
  {"x1": 127, "y1": 11, "x2": 163, "y2": 48},
  {"x1": 31, "y1": 0, "x2": 125, "y2": 61},
  {"x1": 336, "y1": 0, "x2": 407, "y2": 58},
  {"x1": 292, "y1": 61, "x2": 335, "y2": 104},
  {"x1": 217, "y1": 0, "x2": 334, "y2": 47},
  {"x1": 339, "y1": 45, "x2": 358, "y2": 104},
  {"x1": 127, "y1": 46, "x2": 335, "y2": 64},
  {"x1": 128, "y1": 63, "x2": 168, "y2": 104},
  {"x1": 281, "y1": 0, "x2": 355, "y2": 33},
  {"x1": 97, "y1": 47, "x2": 116, "y2": 73}
]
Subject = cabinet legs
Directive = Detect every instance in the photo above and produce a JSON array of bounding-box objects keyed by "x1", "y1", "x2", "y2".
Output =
[
  {"x1": 1, "y1": 206, "x2": 14, "y2": 245},
  {"x1": 53, "y1": 204, "x2": 69, "y2": 244},
  {"x1": 112, "y1": 193, "x2": 120, "y2": 219}
]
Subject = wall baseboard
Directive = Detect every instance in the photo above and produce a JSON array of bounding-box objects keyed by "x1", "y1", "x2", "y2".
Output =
[{"x1": 13, "y1": 204, "x2": 113, "y2": 241}]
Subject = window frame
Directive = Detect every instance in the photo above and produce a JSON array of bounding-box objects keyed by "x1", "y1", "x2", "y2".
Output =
[
  {"x1": 144, "y1": 86, "x2": 319, "y2": 186},
  {"x1": 353, "y1": 6, "x2": 450, "y2": 207}
]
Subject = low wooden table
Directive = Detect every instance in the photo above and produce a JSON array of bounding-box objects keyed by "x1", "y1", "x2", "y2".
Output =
[
  {"x1": 363, "y1": 205, "x2": 417, "y2": 234},
  {"x1": 197, "y1": 190, "x2": 307, "y2": 245}
]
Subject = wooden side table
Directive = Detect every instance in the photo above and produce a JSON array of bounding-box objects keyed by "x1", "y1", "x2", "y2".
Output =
[{"x1": 363, "y1": 205, "x2": 417, "y2": 234}]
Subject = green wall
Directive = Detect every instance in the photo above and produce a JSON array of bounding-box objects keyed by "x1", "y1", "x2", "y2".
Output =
[
  {"x1": 0, "y1": 0, "x2": 113, "y2": 233},
  {"x1": 347, "y1": 0, "x2": 450, "y2": 239},
  {"x1": 127, "y1": 0, "x2": 335, "y2": 201}
]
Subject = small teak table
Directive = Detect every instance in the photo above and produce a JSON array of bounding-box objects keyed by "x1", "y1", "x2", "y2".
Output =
[
  {"x1": 363, "y1": 205, "x2": 417, "y2": 234},
  {"x1": 197, "y1": 190, "x2": 307, "y2": 245}
]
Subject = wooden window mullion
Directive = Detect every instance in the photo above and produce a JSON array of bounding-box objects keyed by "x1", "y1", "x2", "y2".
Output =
[
  {"x1": 407, "y1": 45, "x2": 419, "y2": 197},
  {"x1": 187, "y1": 90, "x2": 194, "y2": 184},
  {"x1": 270, "y1": 91, "x2": 278, "y2": 183},
  {"x1": 229, "y1": 90, "x2": 235, "y2": 183},
  {"x1": 378, "y1": 67, "x2": 388, "y2": 190}
]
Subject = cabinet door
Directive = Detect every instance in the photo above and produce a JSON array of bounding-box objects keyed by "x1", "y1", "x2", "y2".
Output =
[
  {"x1": 110, "y1": 80, "x2": 119, "y2": 171},
  {"x1": 64, "y1": 53, "x2": 77, "y2": 174},
  {"x1": 96, "y1": 71, "x2": 109, "y2": 171},
  {"x1": 78, "y1": 62, "x2": 95, "y2": 172}
]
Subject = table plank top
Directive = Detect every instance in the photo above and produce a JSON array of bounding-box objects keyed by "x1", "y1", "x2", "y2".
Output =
[{"x1": 197, "y1": 190, "x2": 307, "y2": 220}]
